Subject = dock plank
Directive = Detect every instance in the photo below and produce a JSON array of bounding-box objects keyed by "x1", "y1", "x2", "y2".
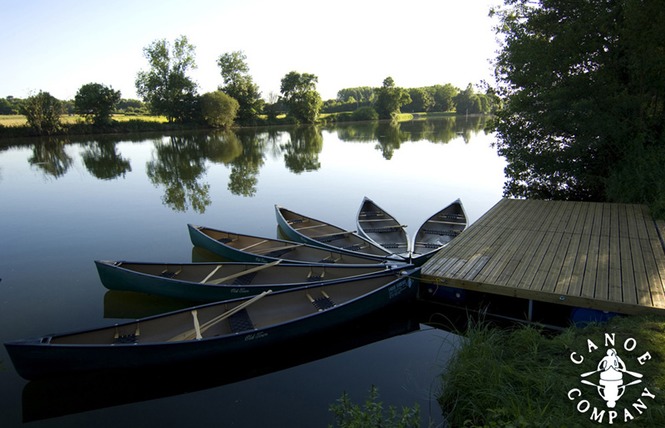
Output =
[{"x1": 421, "y1": 198, "x2": 665, "y2": 317}]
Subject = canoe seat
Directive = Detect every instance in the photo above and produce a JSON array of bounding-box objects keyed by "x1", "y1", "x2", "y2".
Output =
[
  {"x1": 363, "y1": 226, "x2": 402, "y2": 233},
  {"x1": 342, "y1": 244, "x2": 367, "y2": 251},
  {"x1": 218, "y1": 237, "x2": 234, "y2": 244},
  {"x1": 307, "y1": 291, "x2": 335, "y2": 311},
  {"x1": 307, "y1": 268, "x2": 326, "y2": 281},
  {"x1": 228, "y1": 308, "x2": 254, "y2": 333},
  {"x1": 318, "y1": 234, "x2": 346, "y2": 243},
  {"x1": 160, "y1": 269, "x2": 181, "y2": 278},
  {"x1": 421, "y1": 229, "x2": 461, "y2": 236},
  {"x1": 113, "y1": 333, "x2": 138, "y2": 344},
  {"x1": 232, "y1": 271, "x2": 258, "y2": 286},
  {"x1": 264, "y1": 248, "x2": 294, "y2": 258}
]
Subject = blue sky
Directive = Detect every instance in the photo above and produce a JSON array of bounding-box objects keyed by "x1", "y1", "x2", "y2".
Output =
[{"x1": 1, "y1": 0, "x2": 501, "y2": 101}]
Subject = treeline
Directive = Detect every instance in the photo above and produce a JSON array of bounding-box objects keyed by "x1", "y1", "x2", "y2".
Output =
[
  {"x1": 324, "y1": 83, "x2": 497, "y2": 116},
  {"x1": 1, "y1": 35, "x2": 497, "y2": 138},
  {"x1": 0, "y1": 96, "x2": 148, "y2": 116}
]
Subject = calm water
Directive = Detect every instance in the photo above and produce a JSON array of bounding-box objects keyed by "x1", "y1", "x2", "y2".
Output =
[{"x1": 0, "y1": 117, "x2": 506, "y2": 427}]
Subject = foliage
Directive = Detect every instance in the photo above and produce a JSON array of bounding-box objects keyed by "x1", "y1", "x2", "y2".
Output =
[
  {"x1": 117, "y1": 98, "x2": 149, "y2": 115},
  {"x1": 403, "y1": 88, "x2": 435, "y2": 113},
  {"x1": 0, "y1": 96, "x2": 21, "y2": 115},
  {"x1": 426, "y1": 84, "x2": 459, "y2": 112},
  {"x1": 217, "y1": 51, "x2": 264, "y2": 124},
  {"x1": 135, "y1": 35, "x2": 199, "y2": 123},
  {"x1": 454, "y1": 84, "x2": 492, "y2": 115},
  {"x1": 19, "y1": 91, "x2": 63, "y2": 135},
  {"x1": 280, "y1": 71, "x2": 323, "y2": 124},
  {"x1": 337, "y1": 87, "x2": 376, "y2": 104},
  {"x1": 374, "y1": 77, "x2": 411, "y2": 120},
  {"x1": 492, "y1": 0, "x2": 665, "y2": 215},
  {"x1": 74, "y1": 83, "x2": 121, "y2": 125},
  {"x1": 351, "y1": 107, "x2": 379, "y2": 122},
  {"x1": 329, "y1": 385, "x2": 421, "y2": 428},
  {"x1": 200, "y1": 91, "x2": 239, "y2": 129}
]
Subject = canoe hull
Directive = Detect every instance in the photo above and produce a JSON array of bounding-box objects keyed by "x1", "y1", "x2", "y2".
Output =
[{"x1": 5, "y1": 269, "x2": 419, "y2": 380}]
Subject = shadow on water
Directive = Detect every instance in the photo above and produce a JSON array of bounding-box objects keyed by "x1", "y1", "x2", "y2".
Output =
[{"x1": 22, "y1": 301, "x2": 431, "y2": 423}]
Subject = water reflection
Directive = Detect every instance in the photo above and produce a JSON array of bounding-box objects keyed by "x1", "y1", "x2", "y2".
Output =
[
  {"x1": 146, "y1": 134, "x2": 212, "y2": 212},
  {"x1": 281, "y1": 126, "x2": 323, "y2": 173},
  {"x1": 28, "y1": 138, "x2": 73, "y2": 178},
  {"x1": 4, "y1": 117, "x2": 490, "y2": 212},
  {"x1": 82, "y1": 141, "x2": 132, "y2": 180}
]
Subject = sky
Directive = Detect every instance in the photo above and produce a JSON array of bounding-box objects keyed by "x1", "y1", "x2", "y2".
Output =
[{"x1": 1, "y1": 0, "x2": 502, "y2": 102}]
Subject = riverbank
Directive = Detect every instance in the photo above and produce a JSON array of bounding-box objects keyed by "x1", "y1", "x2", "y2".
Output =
[
  {"x1": 439, "y1": 315, "x2": 665, "y2": 426},
  {"x1": 0, "y1": 111, "x2": 467, "y2": 139}
]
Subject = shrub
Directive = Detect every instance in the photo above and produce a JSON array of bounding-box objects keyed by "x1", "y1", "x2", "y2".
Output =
[
  {"x1": 351, "y1": 107, "x2": 378, "y2": 122},
  {"x1": 200, "y1": 91, "x2": 239, "y2": 129},
  {"x1": 19, "y1": 91, "x2": 63, "y2": 135}
]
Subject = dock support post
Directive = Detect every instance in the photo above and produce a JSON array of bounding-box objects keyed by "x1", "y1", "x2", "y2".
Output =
[{"x1": 528, "y1": 300, "x2": 534, "y2": 322}]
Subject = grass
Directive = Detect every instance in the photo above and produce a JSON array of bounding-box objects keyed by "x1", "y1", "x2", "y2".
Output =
[
  {"x1": 439, "y1": 315, "x2": 665, "y2": 427},
  {"x1": 0, "y1": 114, "x2": 167, "y2": 127}
]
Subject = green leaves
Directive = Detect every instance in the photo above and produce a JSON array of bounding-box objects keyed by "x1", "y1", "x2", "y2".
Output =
[
  {"x1": 280, "y1": 71, "x2": 322, "y2": 124},
  {"x1": 74, "y1": 83, "x2": 121, "y2": 126},
  {"x1": 493, "y1": 0, "x2": 665, "y2": 213},
  {"x1": 135, "y1": 35, "x2": 198, "y2": 123}
]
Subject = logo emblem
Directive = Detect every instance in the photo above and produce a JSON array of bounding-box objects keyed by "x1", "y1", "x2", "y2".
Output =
[
  {"x1": 580, "y1": 348, "x2": 642, "y2": 408},
  {"x1": 567, "y1": 333, "x2": 655, "y2": 424}
]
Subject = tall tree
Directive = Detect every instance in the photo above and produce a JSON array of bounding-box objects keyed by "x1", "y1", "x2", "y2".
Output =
[
  {"x1": 492, "y1": 0, "x2": 665, "y2": 214},
  {"x1": 280, "y1": 71, "x2": 322, "y2": 124},
  {"x1": 74, "y1": 83, "x2": 121, "y2": 125},
  {"x1": 374, "y1": 77, "x2": 411, "y2": 120},
  {"x1": 135, "y1": 35, "x2": 198, "y2": 123},
  {"x1": 217, "y1": 51, "x2": 264, "y2": 124}
]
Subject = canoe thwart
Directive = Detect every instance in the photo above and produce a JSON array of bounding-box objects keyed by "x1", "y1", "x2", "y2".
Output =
[{"x1": 206, "y1": 260, "x2": 282, "y2": 285}]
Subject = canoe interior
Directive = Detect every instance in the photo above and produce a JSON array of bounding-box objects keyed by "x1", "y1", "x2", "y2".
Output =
[
  {"x1": 192, "y1": 225, "x2": 389, "y2": 265},
  {"x1": 277, "y1": 206, "x2": 397, "y2": 258},
  {"x1": 108, "y1": 261, "x2": 396, "y2": 286},
  {"x1": 47, "y1": 272, "x2": 415, "y2": 346},
  {"x1": 412, "y1": 201, "x2": 467, "y2": 257},
  {"x1": 357, "y1": 198, "x2": 409, "y2": 256}
]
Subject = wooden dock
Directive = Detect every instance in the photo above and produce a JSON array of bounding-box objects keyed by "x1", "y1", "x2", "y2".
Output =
[{"x1": 421, "y1": 198, "x2": 665, "y2": 317}]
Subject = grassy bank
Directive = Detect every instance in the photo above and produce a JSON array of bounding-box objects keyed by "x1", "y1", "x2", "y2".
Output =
[
  {"x1": 439, "y1": 316, "x2": 665, "y2": 427},
  {"x1": 0, "y1": 114, "x2": 193, "y2": 138}
]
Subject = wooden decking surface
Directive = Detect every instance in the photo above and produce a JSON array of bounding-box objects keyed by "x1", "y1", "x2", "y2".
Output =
[{"x1": 421, "y1": 198, "x2": 665, "y2": 316}]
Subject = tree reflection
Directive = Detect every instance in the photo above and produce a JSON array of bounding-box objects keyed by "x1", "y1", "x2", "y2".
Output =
[
  {"x1": 28, "y1": 139, "x2": 73, "y2": 178},
  {"x1": 81, "y1": 142, "x2": 132, "y2": 180},
  {"x1": 281, "y1": 126, "x2": 323, "y2": 173},
  {"x1": 226, "y1": 130, "x2": 266, "y2": 197},
  {"x1": 146, "y1": 134, "x2": 211, "y2": 213},
  {"x1": 331, "y1": 116, "x2": 489, "y2": 158},
  {"x1": 375, "y1": 122, "x2": 409, "y2": 160}
]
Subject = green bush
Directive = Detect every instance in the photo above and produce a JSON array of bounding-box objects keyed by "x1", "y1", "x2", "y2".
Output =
[{"x1": 351, "y1": 107, "x2": 378, "y2": 122}]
